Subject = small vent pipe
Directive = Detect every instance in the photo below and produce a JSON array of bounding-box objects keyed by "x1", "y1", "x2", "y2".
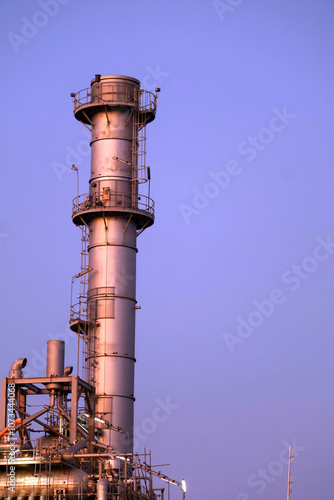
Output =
[
  {"x1": 46, "y1": 340, "x2": 65, "y2": 377},
  {"x1": 46, "y1": 340, "x2": 65, "y2": 390},
  {"x1": 9, "y1": 358, "x2": 27, "y2": 378}
]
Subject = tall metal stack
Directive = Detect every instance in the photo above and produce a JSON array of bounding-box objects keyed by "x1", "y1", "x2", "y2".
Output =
[
  {"x1": 0, "y1": 75, "x2": 185, "y2": 500},
  {"x1": 70, "y1": 75, "x2": 157, "y2": 456}
]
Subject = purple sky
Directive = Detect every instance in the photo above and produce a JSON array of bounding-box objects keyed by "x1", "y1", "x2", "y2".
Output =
[{"x1": 1, "y1": 0, "x2": 334, "y2": 498}]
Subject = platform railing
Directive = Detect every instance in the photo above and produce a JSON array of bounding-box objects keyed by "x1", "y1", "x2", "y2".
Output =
[
  {"x1": 70, "y1": 297, "x2": 88, "y2": 324},
  {"x1": 138, "y1": 89, "x2": 157, "y2": 113},
  {"x1": 72, "y1": 191, "x2": 155, "y2": 217},
  {"x1": 73, "y1": 84, "x2": 156, "y2": 114}
]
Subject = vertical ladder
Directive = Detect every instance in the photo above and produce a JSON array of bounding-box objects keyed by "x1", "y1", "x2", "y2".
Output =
[
  {"x1": 131, "y1": 91, "x2": 148, "y2": 207},
  {"x1": 80, "y1": 233, "x2": 89, "y2": 296},
  {"x1": 75, "y1": 228, "x2": 97, "y2": 387},
  {"x1": 78, "y1": 232, "x2": 89, "y2": 380}
]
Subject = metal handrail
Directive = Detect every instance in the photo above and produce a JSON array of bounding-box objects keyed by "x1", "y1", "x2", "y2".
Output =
[
  {"x1": 73, "y1": 84, "x2": 135, "y2": 109},
  {"x1": 73, "y1": 87, "x2": 92, "y2": 108},
  {"x1": 138, "y1": 89, "x2": 156, "y2": 112},
  {"x1": 73, "y1": 85, "x2": 156, "y2": 114},
  {"x1": 72, "y1": 191, "x2": 155, "y2": 217},
  {"x1": 70, "y1": 299, "x2": 88, "y2": 323}
]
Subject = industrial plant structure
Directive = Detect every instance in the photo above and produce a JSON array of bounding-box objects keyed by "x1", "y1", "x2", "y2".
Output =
[{"x1": 0, "y1": 75, "x2": 185, "y2": 499}]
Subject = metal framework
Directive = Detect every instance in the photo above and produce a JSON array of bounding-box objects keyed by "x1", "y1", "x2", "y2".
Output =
[{"x1": 0, "y1": 75, "x2": 185, "y2": 500}]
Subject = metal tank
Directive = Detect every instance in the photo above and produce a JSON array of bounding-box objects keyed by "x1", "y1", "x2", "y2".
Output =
[
  {"x1": 70, "y1": 75, "x2": 158, "y2": 455},
  {"x1": 0, "y1": 467, "x2": 92, "y2": 499}
]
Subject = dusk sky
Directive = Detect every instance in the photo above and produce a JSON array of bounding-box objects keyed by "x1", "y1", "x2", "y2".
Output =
[{"x1": 1, "y1": 1, "x2": 334, "y2": 498}]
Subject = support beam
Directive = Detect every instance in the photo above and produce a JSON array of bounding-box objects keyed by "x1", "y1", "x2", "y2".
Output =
[{"x1": 70, "y1": 376, "x2": 79, "y2": 443}]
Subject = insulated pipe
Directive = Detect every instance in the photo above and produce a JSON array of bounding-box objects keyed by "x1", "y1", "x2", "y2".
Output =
[
  {"x1": 67, "y1": 453, "x2": 182, "y2": 488},
  {"x1": 49, "y1": 389, "x2": 55, "y2": 408},
  {"x1": 0, "y1": 443, "x2": 29, "y2": 450},
  {"x1": 62, "y1": 437, "x2": 90, "y2": 461},
  {"x1": 0, "y1": 418, "x2": 23, "y2": 438},
  {"x1": 9, "y1": 358, "x2": 27, "y2": 378},
  {"x1": 56, "y1": 394, "x2": 70, "y2": 421}
]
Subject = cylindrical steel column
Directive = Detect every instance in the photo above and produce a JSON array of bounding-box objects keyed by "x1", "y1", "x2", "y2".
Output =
[
  {"x1": 72, "y1": 75, "x2": 157, "y2": 455},
  {"x1": 46, "y1": 340, "x2": 65, "y2": 377}
]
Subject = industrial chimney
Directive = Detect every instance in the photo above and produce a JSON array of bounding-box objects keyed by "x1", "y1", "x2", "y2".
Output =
[
  {"x1": 0, "y1": 74, "x2": 185, "y2": 500},
  {"x1": 70, "y1": 75, "x2": 158, "y2": 455}
]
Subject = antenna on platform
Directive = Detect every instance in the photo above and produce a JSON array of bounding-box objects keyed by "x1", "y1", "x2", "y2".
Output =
[{"x1": 287, "y1": 444, "x2": 294, "y2": 500}]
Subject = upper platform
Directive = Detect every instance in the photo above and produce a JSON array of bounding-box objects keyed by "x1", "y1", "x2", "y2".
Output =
[
  {"x1": 72, "y1": 74, "x2": 157, "y2": 125},
  {"x1": 72, "y1": 191, "x2": 155, "y2": 229}
]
